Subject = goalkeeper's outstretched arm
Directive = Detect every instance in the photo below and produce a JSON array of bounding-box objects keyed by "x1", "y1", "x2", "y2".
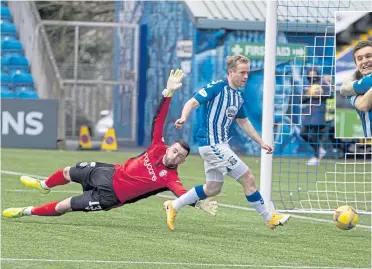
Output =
[{"x1": 150, "y1": 69, "x2": 184, "y2": 144}]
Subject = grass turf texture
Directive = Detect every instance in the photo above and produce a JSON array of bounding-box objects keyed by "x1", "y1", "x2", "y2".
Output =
[{"x1": 1, "y1": 148, "x2": 371, "y2": 269}]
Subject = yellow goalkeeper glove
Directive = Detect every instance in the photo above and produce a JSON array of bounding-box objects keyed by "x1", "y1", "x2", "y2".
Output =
[
  {"x1": 195, "y1": 197, "x2": 218, "y2": 216},
  {"x1": 162, "y1": 69, "x2": 184, "y2": 97}
]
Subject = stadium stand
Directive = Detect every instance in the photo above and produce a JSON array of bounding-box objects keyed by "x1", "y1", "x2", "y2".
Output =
[
  {"x1": 0, "y1": 0, "x2": 38, "y2": 99},
  {"x1": 336, "y1": 12, "x2": 372, "y2": 55}
]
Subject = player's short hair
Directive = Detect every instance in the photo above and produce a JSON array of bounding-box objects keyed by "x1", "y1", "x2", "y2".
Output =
[
  {"x1": 352, "y1": 40, "x2": 372, "y2": 79},
  {"x1": 172, "y1": 139, "x2": 190, "y2": 157},
  {"x1": 352, "y1": 40, "x2": 372, "y2": 62},
  {"x1": 226, "y1": 55, "x2": 250, "y2": 73}
]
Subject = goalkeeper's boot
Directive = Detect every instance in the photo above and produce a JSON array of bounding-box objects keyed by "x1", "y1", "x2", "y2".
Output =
[
  {"x1": 2, "y1": 207, "x2": 31, "y2": 218},
  {"x1": 20, "y1": 176, "x2": 50, "y2": 194},
  {"x1": 163, "y1": 200, "x2": 177, "y2": 231},
  {"x1": 267, "y1": 212, "x2": 291, "y2": 230}
]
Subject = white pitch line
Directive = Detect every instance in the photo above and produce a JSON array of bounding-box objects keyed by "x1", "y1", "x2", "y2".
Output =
[
  {"x1": 1, "y1": 170, "x2": 371, "y2": 230},
  {"x1": 0, "y1": 258, "x2": 369, "y2": 269}
]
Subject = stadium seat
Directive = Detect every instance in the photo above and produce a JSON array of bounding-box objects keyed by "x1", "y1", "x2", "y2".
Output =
[
  {"x1": 1, "y1": 84, "x2": 14, "y2": 98},
  {"x1": 0, "y1": 6, "x2": 12, "y2": 23},
  {"x1": 1, "y1": 73, "x2": 13, "y2": 98},
  {"x1": 1, "y1": 40, "x2": 23, "y2": 57},
  {"x1": 0, "y1": 22, "x2": 17, "y2": 41},
  {"x1": 1, "y1": 72, "x2": 10, "y2": 85},
  {"x1": 5, "y1": 55, "x2": 29, "y2": 78},
  {"x1": 1, "y1": 57, "x2": 9, "y2": 72},
  {"x1": 12, "y1": 73, "x2": 33, "y2": 87},
  {"x1": 12, "y1": 74, "x2": 39, "y2": 99},
  {"x1": 12, "y1": 73, "x2": 38, "y2": 99},
  {"x1": 15, "y1": 88, "x2": 38, "y2": 99}
]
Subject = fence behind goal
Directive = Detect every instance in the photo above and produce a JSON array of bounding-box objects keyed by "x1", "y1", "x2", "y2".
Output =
[
  {"x1": 39, "y1": 21, "x2": 138, "y2": 141},
  {"x1": 261, "y1": 1, "x2": 372, "y2": 215}
]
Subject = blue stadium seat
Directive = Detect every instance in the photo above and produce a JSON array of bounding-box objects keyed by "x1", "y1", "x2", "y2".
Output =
[
  {"x1": 15, "y1": 88, "x2": 38, "y2": 99},
  {"x1": 5, "y1": 55, "x2": 29, "y2": 78},
  {"x1": 1, "y1": 84, "x2": 14, "y2": 98},
  {"x1": 12, "y1": 73, "x2": 33, "y2": 86},
  {"x1": 1, "y1": 40, "x2": 23, "y2": 57},
  {"x1": 12, "y1": 73, "x2": 38, "y2": 99},
  {"x1": 1, "y1": 72, "x2": 10, "y2": 85},
  {"x1": 1, "y1": 72, "x2": 13, "y2": 98},
  {"x1": 0, "y1": 6, "x2": 12, "y2": 23},
  {"x1": 1, "y1": 56, "x2": 9, "y2": 72},
  {"x1": 0, "y1": 22, "x2": 17, "y2": 41}
]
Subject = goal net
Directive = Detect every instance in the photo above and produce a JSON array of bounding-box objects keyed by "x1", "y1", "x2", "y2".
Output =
[{"x1": 262, "y1": 1, "x2": 372, "y2": 214}]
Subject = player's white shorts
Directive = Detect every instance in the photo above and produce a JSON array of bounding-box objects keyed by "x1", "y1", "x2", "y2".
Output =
[{"x1": 198, "y1": 143, "x2": 249, "y2": 182}]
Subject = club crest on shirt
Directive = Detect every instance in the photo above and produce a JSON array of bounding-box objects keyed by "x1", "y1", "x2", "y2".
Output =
[
  {"x1": 226, "y1": 105, "x2": 238, "y2": 119},
  {"x1": 159, "y1": 170, "x2": 167, "y2": 177}
]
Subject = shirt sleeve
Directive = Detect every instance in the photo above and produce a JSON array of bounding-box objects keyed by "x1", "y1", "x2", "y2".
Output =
[
  {"x1": 236, "y1": 103, "x2": 248, "y2": 119},
  {"x1": 151, "y1": 97, "x2": 172, "y2": 145},
  {"x1": 167, "y1": 177, "x2": 188, "y2": 197},
  {"x1": 193, "y1": 81, "x2": 223, "y2": 105},
  {"x1": 353, "y1": 73, "x2": 372, "y2": 95},
  {"x1": 346, "y1": 96, "x2": 358, "y2": 107}
]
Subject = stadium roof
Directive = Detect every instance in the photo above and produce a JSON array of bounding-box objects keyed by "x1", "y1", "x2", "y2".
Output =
[{"x1": 184, "y1": 1, "x2": 372, "y2": 33}]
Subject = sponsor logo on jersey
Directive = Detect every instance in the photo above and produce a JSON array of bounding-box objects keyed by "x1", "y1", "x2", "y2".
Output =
[
  {"x1": 144, "y1": 153, "x2": 157, "y2": 181},
  {"x1": 198, "y1": 89, "x2": 207, "y2": 97}
]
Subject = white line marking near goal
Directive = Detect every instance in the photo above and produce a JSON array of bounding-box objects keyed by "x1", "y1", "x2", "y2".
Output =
[
  {"x1": 0, "y1": 258, "x2": 369, "y2": 269},
  {"x1": 1, "y1": 170, "x2": 371, "y2": 230}
]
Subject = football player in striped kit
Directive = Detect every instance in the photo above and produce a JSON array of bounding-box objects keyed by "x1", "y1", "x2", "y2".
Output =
[
  {"x1": 164, "y1": 55, "x2": 291, "y2": 231},
  {"x1": 340, "y1": 40, "x2": 372, "y2": 138}
]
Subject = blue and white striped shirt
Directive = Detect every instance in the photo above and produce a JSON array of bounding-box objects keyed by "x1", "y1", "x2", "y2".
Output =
[
  {"x1": 194, "y1": 79, "x2": 247, "y2": 146},
  {"x1": 346, "y1": 96, "x2": 372, "y2": 137}
]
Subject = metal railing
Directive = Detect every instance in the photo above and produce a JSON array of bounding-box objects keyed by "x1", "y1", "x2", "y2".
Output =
[{"x1": 32, "y1": 20, "x2": 139, "y2": 140}]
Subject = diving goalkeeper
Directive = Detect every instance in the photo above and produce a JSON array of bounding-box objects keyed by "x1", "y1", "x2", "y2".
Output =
[{"x1": 3, "y1": 69, "x2": 217, "y2": 219}]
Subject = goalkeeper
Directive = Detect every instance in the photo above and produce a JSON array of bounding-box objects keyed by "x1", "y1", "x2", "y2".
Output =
[
  {"x1": 3, "y1": 69, "x2": 218, "y2": 219},
  {"x1": 340, "y1": 40, "x2": 372, "y2": 137}
]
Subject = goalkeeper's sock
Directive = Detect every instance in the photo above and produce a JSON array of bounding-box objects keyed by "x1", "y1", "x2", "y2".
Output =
[
  {"x1": 172, "y1": 185, "x2": 207, "y2": 210},
  {"x1": 42, "y1": 170, "x2": 69, "y2": 189},
  {"x1": 246, "y1": 191, "x2": 272, "y2": 222},
  {"x1": 31, "y1": 202, "x2": 61, "y2": 216}
]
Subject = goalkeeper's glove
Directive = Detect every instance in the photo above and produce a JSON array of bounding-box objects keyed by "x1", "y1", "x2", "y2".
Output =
[
  {"x1": 162, "y1": 69, "x2": 185, "y2": 97},
  {"x1": 195, "y1": 197, "x2": 218, "y2": 216}
]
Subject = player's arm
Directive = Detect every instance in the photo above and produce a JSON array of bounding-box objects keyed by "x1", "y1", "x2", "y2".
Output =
[
  {"x1": 341, "y1": 73, "x2": 372, "y2": 96},
  {"x1": 236, "y1": 118, "x2": 264, "y2": 146},
  {"x1": 151, "y1": 69, "x2": 184, "y2": 144},
  {"x1": 353, "y1": 73, "x2": 372, "y2": 95},
  {"x1": 175, "y1": 82, "x2": 221, "y2": 129},
  {"x1": 235, "y1": 107, "x2": 274, "y2": 153},
  {"x1": 353, "y1": 87, "x2": 372, "y2": 112},
  {"x1": 167, "y1": 179, "x2": 218, "y2": 216},
  {"x1": 174, "y1": 98, "x2": 200, "y2": 129}
]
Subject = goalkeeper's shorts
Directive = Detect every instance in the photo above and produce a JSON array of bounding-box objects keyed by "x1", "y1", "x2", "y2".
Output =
[{"x1": 198, "y1": 143, "x2": 249, "y2": 181}]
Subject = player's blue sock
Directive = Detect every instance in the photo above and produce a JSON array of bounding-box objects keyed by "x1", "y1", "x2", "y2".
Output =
[
  {"x1": 246, "y1": 190, "x2": 272, "y2": 221},
  {"x1": 172, "y1": 185, "x2": 206, "y2": 210}
]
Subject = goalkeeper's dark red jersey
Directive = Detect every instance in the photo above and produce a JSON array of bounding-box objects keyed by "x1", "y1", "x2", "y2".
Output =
[{"x1": 112, "y1": 96, "x2": 188, "y2": 203}]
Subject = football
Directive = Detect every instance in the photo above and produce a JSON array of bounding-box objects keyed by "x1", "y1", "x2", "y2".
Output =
[{"x1": 333, "y1": 206, "x2": 359, "y2": 230}]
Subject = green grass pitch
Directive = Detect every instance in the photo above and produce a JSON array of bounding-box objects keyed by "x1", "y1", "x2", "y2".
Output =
[{"x1": 1, "y1": 148, "x2": 371, "y2": 269}]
